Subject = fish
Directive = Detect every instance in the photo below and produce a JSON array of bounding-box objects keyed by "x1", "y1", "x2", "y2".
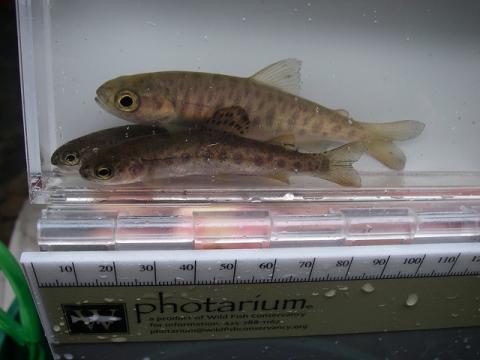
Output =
[
  {"x1": 51, "y1": 125, "x2": 168, "y2": 168},
  {"x1": 95, "y1": 59, "x2": 425, "y2": 170},
  {"x1": 79, "y1": 131, "x2": 365, "y2": 187}
]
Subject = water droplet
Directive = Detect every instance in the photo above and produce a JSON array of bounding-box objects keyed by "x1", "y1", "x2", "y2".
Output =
[
  {"x1": 373, "y1": 19, "x2": 379, "y2": 24},
  {"x1": 142, "y1": 357, "x2": 151, "y2": 360},
  {"x1": 146, "y1": 21, "x2": 157, "y2": 27},
  {"x1": 283, "y1": 193, "x2": 295, "y2": 200},
  {"x1": 104, "y1": 298, "x2": 114, "y2": 302},
  {"x1": 64, "y1": 354, "x2": 74, "y2": 360},
  {"x1": 306, "y1": 2, "x2": 311, "y2": 6},
  {"x1": 293, "y1": 7, "x2": 298, "y2": 12},
  {"x1": 324, "y1": 289, "x2": 336, "y2": 298},
  {"x1": 203, "y1": 35, "x2": 208, "y2": 40},
  {"x1": 53, "y1": 325, "x2": 61, "y2": 332},
  {"x1": 337, "y1": 285, "x2": 349, "y2": 291},
  {"x1": 361, "y1": 283, "x2": 375, "y2": 293},
  {"x1": 307, "y1": 17, "x2": 312, "y2": 22},
  {"x1": 241, "y1": 17, "x2": 246, "y2": 22},
  {"x1": 451, "y1": 313, "x2": 459, "y2": 318},
  {"x1": 312, "y1": 291, "x2": 319, "y2": 296},
  {"x1": 406, "y1": 36, "x2": 410, "y2": 41},
  {"x1": 405, "y1": 293, "x2": 418, "y2": 307}
]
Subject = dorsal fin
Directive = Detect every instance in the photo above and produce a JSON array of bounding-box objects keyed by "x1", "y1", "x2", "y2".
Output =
[{"x1": 250, "y1": 58, "x2": 302, "y2": 95}]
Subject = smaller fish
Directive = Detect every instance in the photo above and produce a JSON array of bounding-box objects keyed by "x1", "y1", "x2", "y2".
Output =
[
  {"x1": 51, "y1": 125, "x2": 168, "y2": 168},
  {"x1": 79, "y1": 131, "x2": 365, "y2": 187}
]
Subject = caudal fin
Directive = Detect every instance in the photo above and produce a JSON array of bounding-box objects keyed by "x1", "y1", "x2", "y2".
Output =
[
  {"x1": 321, "y1": 142, "x2": 364, "y2": 187},
  {"x1": 359, "y1": 120, "x2": 425, "y2": 170}
]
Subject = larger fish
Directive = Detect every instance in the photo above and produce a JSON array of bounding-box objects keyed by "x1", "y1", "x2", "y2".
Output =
[
  {"x1": 95, "y1": 59, "x2": 424, "y2": 170},
  {"x1": 79, "y1": 131, "x2": 365, "y2": 187}
]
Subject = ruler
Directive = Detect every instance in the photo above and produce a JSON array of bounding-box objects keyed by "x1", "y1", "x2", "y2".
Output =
[{"x1": 21, "y1": 243, "x2": 480, "y2": 345}]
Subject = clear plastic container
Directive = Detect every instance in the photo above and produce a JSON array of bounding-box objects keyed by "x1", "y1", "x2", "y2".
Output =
[{"x1": 16, "y1": 0, "x2": 480, "y2": 205}]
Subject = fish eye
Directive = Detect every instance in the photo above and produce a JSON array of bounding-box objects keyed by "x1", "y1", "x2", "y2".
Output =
[
  {"x1": 94, "y1": 165, "x2": 114, "y2": 180},
  {"x1": 63, "y1": 151, "x2": 80, "y2": 166},
  {"x1": 115, "y1": 90, "x2": 139, "y2": 112}
]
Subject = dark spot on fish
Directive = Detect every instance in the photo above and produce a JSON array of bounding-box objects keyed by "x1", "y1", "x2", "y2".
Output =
[
  {"x1": 254, "y1": 155, "x2": 264, "y2": 166},
  {"x1": 276, "y1": 159, "x2": 286, "y2": 168},
  {"x1": 181, "y1": 153, "x2": 191, "y2": 162},
  {"x1": 233, "y1": 152, "x2": 244, "y2": 164},
  {"x1": 164, "y1": 157, "x2": 175, "y2": 166}
]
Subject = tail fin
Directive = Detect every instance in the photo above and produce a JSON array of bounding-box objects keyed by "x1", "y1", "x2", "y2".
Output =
[
  {"x1": 321, "y1": 142, "x2": 364, "y2": 187},
  {"x1": 359, "y1": 120, "x2": 425, "y2": 170}
]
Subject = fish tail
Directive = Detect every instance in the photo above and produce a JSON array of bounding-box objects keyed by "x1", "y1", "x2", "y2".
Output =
[
  {"x1": 320, "y1": 141, "x2": 364, "y2": 187},
  {"x1": 359, "y1": 120, "x2": 425, "y2": 170}
]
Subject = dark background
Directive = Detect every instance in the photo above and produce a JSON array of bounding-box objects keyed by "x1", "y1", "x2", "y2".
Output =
[{"x1": 0, "y1": 0, "x2": 27, "y2": 246}]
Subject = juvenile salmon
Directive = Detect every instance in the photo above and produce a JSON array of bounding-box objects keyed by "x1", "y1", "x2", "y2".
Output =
[
  {"x1": 79, "y1": 131, "x2": 365, "y2": 187},
  {"x1": 51, "y1": 125, "x2": 167, "y2": 168},
  {"x1": 95, "y1": 59, "x2": 424, "y2": 170}
]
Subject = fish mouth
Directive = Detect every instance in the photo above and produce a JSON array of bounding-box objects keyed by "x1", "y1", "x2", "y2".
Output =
[{"x1": 94, "y1": 95, "x2": 112, "y2": 114}]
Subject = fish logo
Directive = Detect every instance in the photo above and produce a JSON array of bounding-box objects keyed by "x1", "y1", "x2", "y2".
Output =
[{"x1": 63, "y1": 303, "x2": 128, "y2": 334}]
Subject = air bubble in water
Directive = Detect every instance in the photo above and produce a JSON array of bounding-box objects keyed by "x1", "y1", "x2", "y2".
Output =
[
  {"x1": 53, "y1": 325, "x2": 61, "y2": 332},
  {"x1": 361, "y1": 283, "x2": 375, "y2": 293},
  {"x1": 405, "y1": 293, "x2": 418, "y2": 307},
  {"x1": 64, "y1": 354, "x2": 74, "y2": 360},
  {"x1": 324, "y1": 289, "x2": 336, "y2": 298},
  {"x1": 111, "y1": 337, "x2": 127, "y2": 342}
]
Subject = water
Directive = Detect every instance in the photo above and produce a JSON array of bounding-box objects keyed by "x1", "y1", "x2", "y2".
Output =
[{"x1": 18, "y1": 0, "x2": 480, "y2": 202}]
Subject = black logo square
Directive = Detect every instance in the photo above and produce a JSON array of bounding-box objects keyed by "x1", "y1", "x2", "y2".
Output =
[{"x1": 62, "y1": 303, "x2": 129, "y2": 334}]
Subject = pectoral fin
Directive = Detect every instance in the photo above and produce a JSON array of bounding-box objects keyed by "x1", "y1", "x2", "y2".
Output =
[
  {"x1": 267, "y1": 171, "x2": 290, "y2": 184},
  {"x1": 206, "y1": 106, "x2": 250, "y2": 136},
  {"x1": 267, "y1": 134, "x2": 297, "y2": 150}
]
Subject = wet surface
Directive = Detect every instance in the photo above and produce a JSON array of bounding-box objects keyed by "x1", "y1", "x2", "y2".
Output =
[{"x1": 0, "y1": 0, "x2": 27, "y2": 246}]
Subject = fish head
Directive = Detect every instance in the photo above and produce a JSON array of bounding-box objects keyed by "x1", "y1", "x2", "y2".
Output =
[
  {"x1": 96, "y1": 74, "x2": 176, "y2": 124},
  {"x1": 79, "y1": 153, "x2": 146, "y2": 185},
  {"x1": 51, "y1": 143, "x2": 82, "y2": 168}
]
